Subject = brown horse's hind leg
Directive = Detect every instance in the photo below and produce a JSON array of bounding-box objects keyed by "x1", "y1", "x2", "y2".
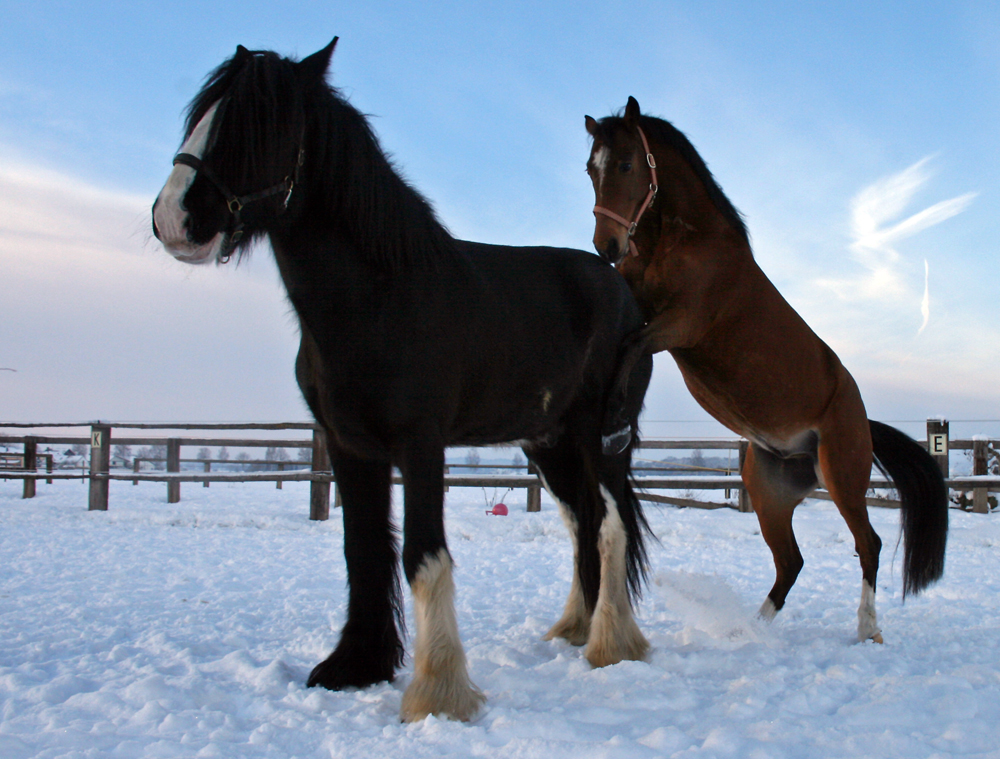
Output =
[
  {"x1": 816, "y1": 416, "x2": 884, "y2": 643},
  {"x1": 742, "y1": 444, "x2": 816, "y2": 620}
]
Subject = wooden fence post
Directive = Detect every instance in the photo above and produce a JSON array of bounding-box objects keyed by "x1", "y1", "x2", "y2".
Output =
[
  {"x1": 204, "y1": 460, "x2": 211, "y2": 487},
  {"x1": 973, "y1": 438, "x2": 989, "y2": 514},
  {"x1": 310, "y1": 428, "x2": 331, "y2": 521},
  {"x1": 927, "y1": 419, "x2": 949, "y2": 477},
  {"x1": 737, "y1": 440, "x2": 753, "y2": 513},
  {"x1": 276, "y1": 461, "x2": 284, "y2": 489},
  {"x1": 22, "y1": 436, "x2": 37, "y2": 499},
  {"x1": 167, "y1": 439, "x2": 181, "y2": 503},
  {"x1": 88, "y1": 424, "x2": 111, "y2": 511},
  {"x1": 526, "y1": 462, "x2": 541, "y2": 513}
]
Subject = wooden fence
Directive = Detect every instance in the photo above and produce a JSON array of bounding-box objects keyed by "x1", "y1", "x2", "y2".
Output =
[{"x1": 2, "y1": 419, "x2": 998, "y2": 518}]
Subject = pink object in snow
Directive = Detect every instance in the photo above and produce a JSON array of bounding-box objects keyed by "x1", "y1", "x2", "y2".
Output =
[{"x1": 487, "y1": 503, "x2": 509, "y2": 516}]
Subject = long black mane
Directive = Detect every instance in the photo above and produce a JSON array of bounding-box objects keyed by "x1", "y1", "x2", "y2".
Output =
[
  {"x1": 186, "y1": 48, "x2": 454, "y2": 271},
  {"x1": 591, "y1": 113, "x2": 749, "y2": 245}
]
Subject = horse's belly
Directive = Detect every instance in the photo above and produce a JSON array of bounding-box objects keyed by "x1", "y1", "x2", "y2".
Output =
[{"x1": 676, "y1": 361, "x2": 823, "y2": 448}]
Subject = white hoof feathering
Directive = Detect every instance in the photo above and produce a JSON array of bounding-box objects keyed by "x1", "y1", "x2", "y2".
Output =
[
  {"x1": 400, "y1": 549, "x2": 485, "y2": 722},
  {"x1": 857, "y1": 579, "x2": 883, "y2": 644},
  {"x1": 540, "y1": 476, "x2": 592, "y2": 646},
  {"x1": 585, "y1": 487, "x2": 649, "y2": 668}
]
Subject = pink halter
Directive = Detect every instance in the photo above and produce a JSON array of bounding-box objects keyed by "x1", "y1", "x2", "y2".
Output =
[{"x1": 593, "y1": 125, "x2": 658, "y2": 258}]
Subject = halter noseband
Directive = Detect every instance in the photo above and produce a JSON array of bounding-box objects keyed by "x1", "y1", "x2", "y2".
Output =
[
  {"x1": 593, "y1": 124, "x2": 658, "y2": 258},
  {"x1": 172, "y1": 144, "x2": 304, "y2": 262}
]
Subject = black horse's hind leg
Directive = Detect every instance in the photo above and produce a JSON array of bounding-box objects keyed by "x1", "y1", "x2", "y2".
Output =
[
  {"x1": 396, "y1": 437, "x2": 484, "y2": 723},
  {"x1": 528, "y1": 440, "x2": 600, "y2": 646},
  {"x1": 588, "y1": 442, "x2": 651, "y2": 667},
  {"x1": 587, "y1": 348, "x2": 652, "y2": 667},
  {"x1": 308, "y1": 450, "x2": 403, "y2": 691}
]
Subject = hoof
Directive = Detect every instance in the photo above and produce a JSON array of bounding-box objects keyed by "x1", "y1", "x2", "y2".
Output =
[
  {"x1": 307, "y1": 656, "x2": 395, "y2": 691},
  {"x1": 870, "y1": 633, "x2": 884, "y2": 644},
  {"x1": 307, "y1": 633, "x2": 401, "y2": 690},
  {"x1": 543, "y1": 615, "x2": 591, "y2": 647},
  {"x1": 757, "y1": 598, "x2": 778, "y2": 622},
  {"x1": 400, "y1": 673, "x2": 486, "y2": 723},
  {"x1": 584, "y1": 615, "x2": 649, "y2": 668}
]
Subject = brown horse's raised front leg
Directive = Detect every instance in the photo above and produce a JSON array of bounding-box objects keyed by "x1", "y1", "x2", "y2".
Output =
[{"x1": 741, "y1": 444, "x2": 813, "y2": 619}]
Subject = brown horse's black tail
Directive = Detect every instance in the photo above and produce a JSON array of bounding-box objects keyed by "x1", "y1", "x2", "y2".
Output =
[{"x1": 869, "y1": 419, "x2": 948, "y2": 597}]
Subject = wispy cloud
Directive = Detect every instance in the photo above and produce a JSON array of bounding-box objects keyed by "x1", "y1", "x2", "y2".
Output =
[
  {"x1": 0, "y1": 159, "x2": 303, "y2": 422},
  {"x1": 818, "y1": 156, "x2": 975, "y2": 328}
]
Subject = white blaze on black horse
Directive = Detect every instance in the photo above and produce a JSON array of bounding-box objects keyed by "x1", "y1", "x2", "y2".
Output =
[
  {"x1": 153, "y1": 102, "x2": 222, "y2": 263},
  {"x1": 153, "y1": 40, "x2": 654, "y2": 722},
  {"x1": 585, "y1": 97, "x2": 948, "y2": 643}
]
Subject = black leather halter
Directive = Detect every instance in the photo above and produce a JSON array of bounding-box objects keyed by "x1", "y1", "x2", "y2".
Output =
[{"x1": 172, "y1": 143, "x2": 304, "y2": 261}]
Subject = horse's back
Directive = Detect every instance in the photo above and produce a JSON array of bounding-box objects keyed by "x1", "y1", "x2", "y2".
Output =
[{"x1": 455, "y1": 241, "x2": 643, "y2": 334}]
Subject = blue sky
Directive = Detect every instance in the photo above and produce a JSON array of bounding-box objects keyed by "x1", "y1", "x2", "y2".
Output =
[{"x1": 2, "y1": 1, "x2": 998, "y2": 440}]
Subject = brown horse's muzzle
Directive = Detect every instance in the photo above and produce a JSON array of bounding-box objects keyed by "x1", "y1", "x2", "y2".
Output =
[{"x1": 593, "y1": 217, "x2": 629, "y2": 266}]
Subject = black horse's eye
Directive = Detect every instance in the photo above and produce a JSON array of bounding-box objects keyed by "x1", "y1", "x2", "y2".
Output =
[{"x1": 619, "y1": 161, "x2": 632, "y2": 173}]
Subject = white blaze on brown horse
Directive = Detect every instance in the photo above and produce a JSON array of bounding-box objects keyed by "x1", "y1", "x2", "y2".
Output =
[{"x1": 586, "y1": 97, "x2": 949, "y2": 642}]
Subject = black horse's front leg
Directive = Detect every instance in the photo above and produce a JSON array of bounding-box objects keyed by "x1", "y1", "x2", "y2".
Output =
[
  {"x1": 396, "y1": 438, "x2": 485, "y2": 722},
  {"x1": 308, "y1": 451, "x2": 402, "y2": 690}
]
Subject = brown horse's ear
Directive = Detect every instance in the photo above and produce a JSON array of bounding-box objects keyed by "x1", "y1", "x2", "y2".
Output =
[
  {"x1": 585, "y1": 115, "x2": 599, "y2": 137},
  {"x1": 299, "y1": 37, "x2": 338, "y2": 80},
  {"x1": 624, "y1": 96, "x2": 641, "y2": 127}
]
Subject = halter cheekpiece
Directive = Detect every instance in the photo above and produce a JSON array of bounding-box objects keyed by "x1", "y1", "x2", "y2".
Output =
[
  {"x1": 593, "y1": 124, "x2": 658, "y2": 258},
  {"x1": 173, "y1": 144, "x2": 304, "y2": 262}
]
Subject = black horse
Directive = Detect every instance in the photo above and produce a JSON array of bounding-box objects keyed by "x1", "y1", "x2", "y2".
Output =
[{"x1": 153, "y1": 39, "x2": 653, "y2": 722}]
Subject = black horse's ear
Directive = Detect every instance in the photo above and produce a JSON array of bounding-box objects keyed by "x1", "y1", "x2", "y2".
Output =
[
  {"x1": 300, "y1": 37, "x2": 338, "y2": 80},
  {"x1": 585, "y1": 115, "x2": 598, "y2": 137},
  {"x1": 624, "y1": 96, "x2": 641, "y2": 127},
  {"x1": 236, "y1": 44, "x2": 251, "y2": 59}
]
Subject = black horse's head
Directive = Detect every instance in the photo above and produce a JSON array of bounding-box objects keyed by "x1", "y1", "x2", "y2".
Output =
[{"x1": 153, "y1": 38, "x2": 337, "y2": 264}]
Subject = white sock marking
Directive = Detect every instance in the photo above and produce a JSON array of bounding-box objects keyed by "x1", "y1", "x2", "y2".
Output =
[
  {"x1": 857, "y1": 579, "x2": 881, "y2": 642},
  {"x1": 400, "y1": 549, "x2": 484, "y2": 722},
  {"x1": 586, "y1": 484, "x2": 648, "y2": 666},
  {"x1": 757, "y1": 598, "x2": 778, "y2": 622},
  {"x1": 537, "y1": 470, "x2": 590, "y2": 644}
]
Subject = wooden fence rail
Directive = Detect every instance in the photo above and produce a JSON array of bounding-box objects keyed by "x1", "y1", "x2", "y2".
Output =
[{"x1": 2, "y1": 419, "x2": 997, "y2": 518}]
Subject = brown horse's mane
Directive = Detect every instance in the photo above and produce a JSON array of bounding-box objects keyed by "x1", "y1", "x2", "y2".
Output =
[{"x1": 592, "y1": 113, "x2": 750, "y2": 246}]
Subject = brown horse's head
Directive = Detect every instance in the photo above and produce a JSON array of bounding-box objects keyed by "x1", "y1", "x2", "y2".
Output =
[{"x1": 585, "y1": 96, "x2": 657, "y2": 266}]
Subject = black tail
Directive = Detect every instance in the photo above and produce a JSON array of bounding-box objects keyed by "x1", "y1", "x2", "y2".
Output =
[
  {"x1": 613, "y1": 345, "x2": 655, "y2": 604},
  {"x1": 869, "y1": 419, "x2": 948, "y2": 597},
  {"x1": 621, "y1": 462, "x2": 653, "y2": 604}
]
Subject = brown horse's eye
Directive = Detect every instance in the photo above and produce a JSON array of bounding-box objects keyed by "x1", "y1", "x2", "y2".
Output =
[{"x1": 619, "y1": 161, "x2": 632, "y2": 173}]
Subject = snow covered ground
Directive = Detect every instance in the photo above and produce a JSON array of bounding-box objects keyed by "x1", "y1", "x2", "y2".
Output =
[{"x1": 2, "y1": 478, "x2": 998, "y2": 758}]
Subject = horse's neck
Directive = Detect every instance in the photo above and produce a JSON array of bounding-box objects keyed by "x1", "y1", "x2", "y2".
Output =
[
  {"x1": 635, "y1": 226, "x2": 756, "y2": 351},
  {"x1": 323, "y1": 115, "x2": 455, "y2": 272},
  {"x1": 269, "y1": 229, "x2": 376, "y2": 325}
]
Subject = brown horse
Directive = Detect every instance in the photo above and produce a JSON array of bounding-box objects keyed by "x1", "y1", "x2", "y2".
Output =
[{"x1": 585, "y1": 97, "x2": 948, "y2": 642}]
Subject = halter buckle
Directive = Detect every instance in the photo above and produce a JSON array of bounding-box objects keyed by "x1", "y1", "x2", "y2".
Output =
[{"x1": 227, "y1": 197, "x2": 243, "y2": 214}]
